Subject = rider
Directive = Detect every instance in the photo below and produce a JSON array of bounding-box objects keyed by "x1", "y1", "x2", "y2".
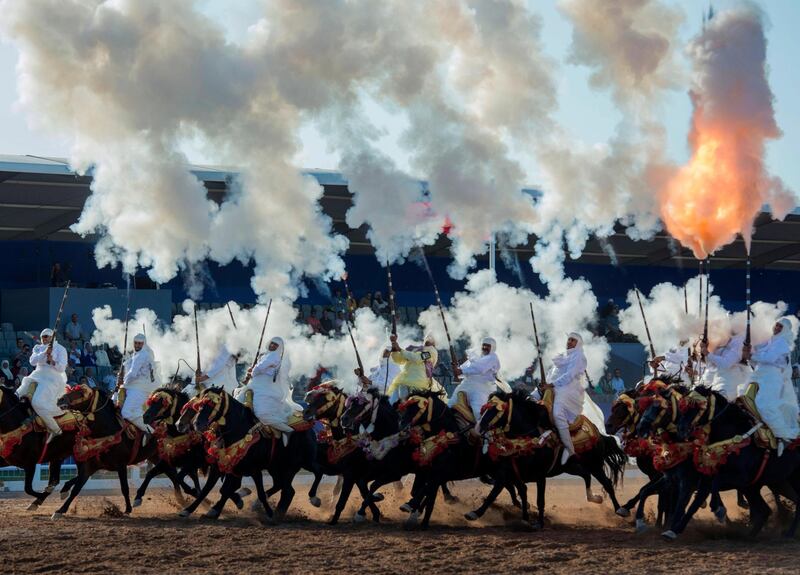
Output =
[
  {"x1": 743, "y1": 318, "x2": 799, "y2": 456},
  {"x1": 244, "y1": 336, "x2": 302, "y2": 440},
  {"x1": 650, "y1": 339, "x2": 693, "y2": 385},
  {"x1": 118, "y1": 333, "x2": 158, "y2": 437},
  {"x1": 699, "y1": 329, "x2": 749, "y2": 401},
  {"x1": 16, "y1": 328, "x2": 68, "y2": 443},
  {"x1": 386, "y1": 333, "x2": 438, "y2": 404},
  {"x1": 185, "y1": 344, "x2": 240, "y2": 397},
  {"x1": 356, "y1": 342, "x2": 400, "y2": 393},
  {"x1": 449, "y1": 337, "x2": 509, "y2": 422},
  {"x1": 548, "y1": 333, "x2": 589, "y2": 465}
]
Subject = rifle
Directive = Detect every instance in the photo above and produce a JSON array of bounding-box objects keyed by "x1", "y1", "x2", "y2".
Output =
[
  {"x1": 418, "y1": 249, "x2": 460, "y2": 382},
  {"x1": 47, "y1": 281, "x2": 71, "y2": 367},
  {"x1": 683, "y1": 282, "x2": 688, "y2": 315},
  {"x1": 741, "y1": 255, "x2": 751, "y2": 364},
  {"x1": 342, "y1": 272, "x2": 356, "y2": 324},
  {"x1": 115, "y1": 279, "x2": 130, "y2": 390},
  {"x1": 529, "y1": 302, "x2": 547, "y2": 386},
  {"x1": 341, "y1": 273, "x2": 365, "y2": 377},
  {"x1": 193, "y1": 303, "x2": 201, "y2": 374},
  {"x1": 702, "y1": 258, "x2": 710, "y2": 348},
  {"x1": 384, "y1": 261, "x2": 398, "y2": 394},
  {"x1": 226, "y1": 302, "x2": 238, "y2": 329},
  {"x1": 242, "y1": 299, "x2": 272, "y2": 385},
  {"x1": 634, "y1": 286, "x2": 658, "y2": 371}
]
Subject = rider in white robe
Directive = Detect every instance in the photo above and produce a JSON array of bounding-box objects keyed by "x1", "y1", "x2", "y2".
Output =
[
  {"x1": 449, "y1": 337, "x2": 508, "y2": 421},
  {"x1": 358, "y1": 344, "x2": 401, "y2": 393},
  {"x1": 244, "y1": 337, "x2": 301, "y2": 433},
  {"x1": 549, "y1": 333, "x2": 589, "y2": 465},
  {"x1": 700, "y1": 333, "x2": 750, "y2": 401},
  {"x1": 184, "y1": 345, "x2": 239, "y2": 397},
  {"x1": 651, "y1": 343, "x2": 693, "y2": 386},
  {"x1": 747, "y1": 318, "x2": 799, "y2": 454},
  {"x1": 17, "y1": 328, "x2": 68, "y2": 442},
  {"x1": 119, "y1": 334, "x2": 158, "y2": 433}
]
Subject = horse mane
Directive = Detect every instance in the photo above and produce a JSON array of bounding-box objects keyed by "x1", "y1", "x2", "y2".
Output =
[
  {"x1": 406, "y1": 389, "x2": 447, "y2": 401},
  {"x1": 153, "y1": 386, "x2": 189, "y2": 403}
]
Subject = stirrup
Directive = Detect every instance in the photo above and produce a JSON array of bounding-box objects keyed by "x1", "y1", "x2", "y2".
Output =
[
  {"x1": 46, "y1": 430, "x2": 62, "y2": 444},
  {"x1": 777, "y1": 440, "x2": 785, "y2": 458}
]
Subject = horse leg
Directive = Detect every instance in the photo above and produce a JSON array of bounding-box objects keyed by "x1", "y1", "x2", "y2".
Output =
[
  {"x1": 23, "y1": 463, "x2": 49, "y2": 510},
  {"x1": 204, "y1": 474, "x2": 240, "y2": 520},
  {"x1": 465, "y1": 479, "x2": 505, "y2": 521},
  {"x1": 307, "y1": 471, "x2": 323, "y2": 508},
  {"x1": 329, "y1": 475, "x2": 356, "y2": 525},
  {"x1": 534, "y1": 477, "x2": 546, "y2": 529},
  {"x1": 419, "y1": 480, "x2": 441, "y2": 529},
  {"x1": 133, "y1": 461, "x2": 165, "y2": 508},
  {"x1": 442, "y1": 481, "x2": 458, "y2": 503},
  {"x1": 514, "y1": 478, "x2": 530, "y2": 524},
  {"x1": 52, "y1": 464, "x2": 92, "y2": 518},
  {"x1": 357, "y1": 476, "x2": 394, "y2": 517},
  {"x1": 745, "y1": 488, "x2": 772, "y2": 537},
  {"x1": 589, "y1": 464, "x2": 623, "y2": 512},
  {"x1": 633, "y1": 476, "x2": 666, "y2": 533},
  {"x1": 671, "y1": 480, "x2": 712, "y2": 535},
  {"x1": 662, "y1": 471, "x2": 700, "y2": 540},
  {"x1": 352, "y1": 478, "x2": 382, "y2": 523},
  {"x1": 33, "y1": 459, "x2": 63, "y2": 508},
  {"x1": 251, "y1": 472, "x2": 274, "y2": 519},
  {"x1": 60, "y1": 476, "x2": 79, "y2": 500},
  {"x1": 116, "y1": 466, "x2": 133, "y2": 514},
  {"x1": 179, "y1": 468, "x2": 222, "y2": 517},
  {"x1": 274, "y1": 468, "x2": 298, "y2": 521},
  {"x1": 402, "y1": 475, "x2": 425, "y2": 512}
]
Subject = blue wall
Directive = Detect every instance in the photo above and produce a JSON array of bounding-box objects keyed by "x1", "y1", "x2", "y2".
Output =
[{"x1": 0, "y1": 239, "x2": 796, "y2": 312}]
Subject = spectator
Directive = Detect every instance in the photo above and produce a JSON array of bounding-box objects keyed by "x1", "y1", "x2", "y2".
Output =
[
  {"x1": 358, "y1": 292, "x2": 373, "y2": 309},
  {"x1": 334, "y1": 311, "x2": 345, "y2": 334},
  {"x1": 106, "y1": 345, "x2": 122, "y2": 368},
  {"x1": 11, "y1": 358, "x2": 23, "y2": 379},
  {"x1": 371, "y1": 291, "x2": 388, "y2": 316},
  {"x1": 103, "y1": 371, "x2": 118, "y2": 393},
  {"x1": 95, "y1": 345, "x2": 111, "y2": 368},
  {"x1": 306, "y1": 309, "x2": 323, "y2": 334},
  {"x1": 1, "y1": 360, "x2": 12, "y2": 382},
  {"x1": 320, "y1": 308, "x2": 334, "y2": 334},
  {"x1": 15, "y1": 367, "x2": 29, "y2": 388},
  {"x1": 81, "y1": 342, "x2": 97, "y2": 367},
  {"x1": 64, "y1": 313, "x2": 85, "y2": 342},
  {"x1": 78, "y1": 375, "x2": 90, "y2": 388},
  {"x1": 12, "y1": 337, "x2": 24, "y2": 356},
  {"x1": 610, "y1": 368, "x2": 626, "y2": 395},
  {"x1": 68, "y1": 341, "x2": 82, "y2": 367},
  {"x1": 50, "y1": 262, "x2": 64, "y2": 287},
  {"x1": 14, "y1": 344, "x2": 32, "y2": 367},
  {"x1": 84, "y1": 367, "x2": 98, "y2": 388},
  {"x1": 0, "y1": 372, "x2": 11, "y2": 389},
  {"x1": 331, "y1": 290, "x2": 346, "y2": 315},
  {"x1": 595, "y1": 371, "x2": 613, "y2": 395}
]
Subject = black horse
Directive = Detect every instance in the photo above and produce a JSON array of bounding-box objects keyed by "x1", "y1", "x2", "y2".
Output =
[
  {"x1": 137, "y1": 387, "x2": 244, "y2": 511},
  {"x1": 669, "y1": 386, "x2": 800, "y2": 538},
  {"x1": 467, "y1": 389, "x2": 627, "y2": 529},
  {"x1": 53, "y1": 384, "x2": 162, "y2": 517},
  {"x1": 0, "y1": 386, "x2": 77, "y2": 510},
  {"x1": 188, "y1": 386, "x2": 317, "y2": 521}
]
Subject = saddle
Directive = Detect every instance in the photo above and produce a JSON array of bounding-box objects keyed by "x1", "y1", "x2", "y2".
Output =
[
  {"x1": 33, "y1": 410, "x2": 83, "y2": 434},
  {"x1": 539, "y1": 387, "x2": 601, "y2": 454},
  {"x1": 734, "y1": 383, "x2": 777, "y2": 450},
  {"x1": 286, "y1": 411, "x2": 313, "y2": 432}
]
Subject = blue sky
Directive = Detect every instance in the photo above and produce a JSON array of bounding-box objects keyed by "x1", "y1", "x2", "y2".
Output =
[{"x1": 0, "y1": 0, "x2": 797, "y2": 196}]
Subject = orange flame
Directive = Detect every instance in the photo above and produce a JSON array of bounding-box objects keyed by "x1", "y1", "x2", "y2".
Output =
[{"x1": 659, "y1": 125, "x2": 762, "y2": 259}]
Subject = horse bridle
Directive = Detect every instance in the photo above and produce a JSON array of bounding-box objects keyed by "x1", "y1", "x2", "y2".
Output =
[
  {"x1": 345, "y1": 393, "x2": 379, "y2": 431},
  {"x1": 308, "y1": 387, "x2": 346, "y2": 427},
  {"x1": 146, "y1": 390, "x2": 180, "y2": 425},
  {"x1": 481, "y1": 396, "x2": 513, "y2": 434},
  {"x1": 197, "y1": 390, "x2": 230, "y2": 427},
  {"x1": 64, "y1": 385, "x2": 108, "y2": 421},
  {"x1": 399, "y1": 396, "x2": 442, "y2": 432}
]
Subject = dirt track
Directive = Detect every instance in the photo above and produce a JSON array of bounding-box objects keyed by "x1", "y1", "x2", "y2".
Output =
[{"x1": 1, "y1": 475, "x2": 798, "y2": 574}]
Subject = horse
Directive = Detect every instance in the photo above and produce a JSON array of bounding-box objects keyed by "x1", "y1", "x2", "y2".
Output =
[
  {"x1": 467, "y1": 389, "x2": 627, "y2": 529},
  {"x1": 669, "y1": 385, "x2": 800, "y2": 538},
  {"x1": 53, "y1": 384, "x2": 160, "y2": 518},
  {"x1": 0, "y1": 385, "x2": 77, "y2": 510},
  {"x1": 136, "y1": 387, "x2": 244, "y2": 510},
  {"x1": 188, "y1": 386, "x2": 317, "y2": 521}
]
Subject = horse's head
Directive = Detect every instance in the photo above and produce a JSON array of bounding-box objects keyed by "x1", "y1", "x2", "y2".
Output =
[
  {"x1": 479, "y1": 389, "x2": 543, "y2": 436},
  {"x1": 192, "y1": 387, "x2": 230, "y2": 433},
  {"x1": 340, "y1": 390, "x2": 380, "y2": 432},
  {"x1": 57, "y1": 383, "x2": 95, "y2": 412},
  {"x1": 143, "y1": 388, "x2": 184, "y2": 427},
  {"x1": 176, "y1": 394, "x2": 203, "y2": 433},
  {"x1": 303, "y1": 381, "x2": 345, "y2": 423},
  {"x1": 397, "y1": 391, "x2": 448, "y2": 433},
  {"x1": 676, "y1": 386, "x2": 715, "y2": 441},
  {"x1": 606, "y1": 391, "x2": 637, "y2": 434},
  {"x1": 634, "y1": 386, "x2": 679, "y2": 438}
]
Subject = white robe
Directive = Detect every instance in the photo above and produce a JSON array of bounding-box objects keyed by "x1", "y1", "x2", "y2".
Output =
[
  {"x1": 752, "y1": 333, "x2": 799, "y2": 440},
  {"x1": 367, "y1": 355, "x2": 401, "y2": 393},
  {"x1": 448, "y1": 351, "x2": 501, "y2": 420},
  {"x1": 701, "y1": 335, "x2": 750, "y2": 401},
  {"x1": 246, "y1": 346, "x2": 301, "y2": 431},
  {"x1": 17, "y1": 342, "x2": 68, "y2": 433},
  {"x1": 184, "y1": 347, "x2": 239, "y2": 396},
  {"x1": 121, "y1": 347, "x2": 158, "y2": 431},
  {"x1": 656, "y1": 346, "x2": 692, "y2": 386},
  {"x1": 550, "y1": 347, "x2": 588, "y2": 427}
]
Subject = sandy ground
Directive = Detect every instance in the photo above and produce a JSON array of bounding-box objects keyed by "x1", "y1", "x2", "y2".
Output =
[{"x1": 1, "y1": 473, "x2": 798, "y2": 574}]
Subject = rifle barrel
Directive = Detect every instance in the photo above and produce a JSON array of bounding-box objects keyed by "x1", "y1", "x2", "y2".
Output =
[
  {"x1": 529, "y1": 302, "x2": 547, "y2": 386},
  {"x1": 194, "y1": 303, "x2": 202, "y2": 372},
  {"x1": 634, "y1": 286, "x2": 657, "y2": 361},
  {"x1": 418, "y1": 249, "x2": 459, "y2": 379}
]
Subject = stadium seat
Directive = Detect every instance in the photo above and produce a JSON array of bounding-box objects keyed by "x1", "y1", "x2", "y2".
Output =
[{"x1": 1, "y1": 323, "x2": 13, "y2": 332}]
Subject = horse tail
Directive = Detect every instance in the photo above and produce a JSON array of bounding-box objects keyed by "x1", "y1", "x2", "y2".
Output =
[{"x1": 600, "y1": 435, "x2": 627, "y2": 488}]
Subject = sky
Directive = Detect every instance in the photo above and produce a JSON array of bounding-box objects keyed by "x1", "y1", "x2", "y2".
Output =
[{"x1": 0, "y1": 0, "x2": 797, "y2": 195}]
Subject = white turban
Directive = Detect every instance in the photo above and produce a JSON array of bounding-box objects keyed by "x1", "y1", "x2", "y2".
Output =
[
  {"x1": 40, "y1": 328, "x2": 54, "y2": 339},
  {"x1": 481, "y1": 337, "x2": 497, "y2": 354},
  {"x1": 777, "y1": 318, "x2": 795, "y2": 347},
  {"x1": 567, "y1": 332, "x2": 584, "y2": 349},
  {"x1": 133, "y1": 333, "x2": 146, "y2": 343}
]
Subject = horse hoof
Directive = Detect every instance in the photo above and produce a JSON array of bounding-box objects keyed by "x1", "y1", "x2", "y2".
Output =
[
  {"x1": 327, "y1": 518, "x2": 339, "y2": 526},
  {"x1": 178, "y1": 509, "x2": 191, "y2": 518},
  {"x1": 738, "y1": 499, "x2": 750, "y2": 510},
  {"x1": 132, "y1": 498, "x2": 142, "y2": 508},
  {"x1": 512, "y1": 499, "x2": 522, "y2": 509},
  {"x1": 234, "y1": 497, "x2": 244, "y2": 510},
  {"x1": 27, "y1": 502, "x2": 40, "y2": 511},
  {"x1": 372, "y1": 492, "x2": 384, "y2": 502},
  {"x1": 531, "y1": 521, "x2": 543, "y2": 531},
  {"x1": 44, "y1": 484, "x2": 55, "y2": 494},
  {"x1": 235, "y1": 487, "x2": 252, "y2": 499},
  {"x1": 587, "y1": 494, "x2": 603, "y2": 505},
  {"x1": 309, "y1": 496, "x2": 322, "y2": 508},
  {"x1": 464, "y1": 511, "x2": 479, "y2": 521},
  {"x1": 399, "y1": 503, "x2": 413, "y2": 513},
  {"x1": 353, "y1": 512, "x2": 366, "y2": 524},
  {"x1": 51, "y1": 512, "x2": 64, "y2": 520},
  {"x1": 202, "y1": 509, "x2": 220, "y2": 520},
  {"x1": 661, "y1": 530, "x2": 678, "y2": 541},
  {"x1": 714, "y1": 506, "x2": 727, "y2": 524},
  {"x1": 403, "y1": 511, "x2": 420, "y2": 530},
  {"x1": 635, "y1": 519, "x2": 648, "y2": 534},
  {"x1": 615, "y1": 507, "x2": 631, "y2": 518}
]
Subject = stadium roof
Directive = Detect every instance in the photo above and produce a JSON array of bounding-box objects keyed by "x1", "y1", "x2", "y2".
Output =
[{"x1": 1, "y1": 154, "x2": 798, "y2": 269}]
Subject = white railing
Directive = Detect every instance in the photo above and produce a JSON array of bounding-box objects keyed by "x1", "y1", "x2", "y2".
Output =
[{"x1": 0, "y1": 464, "x2": 177, "y2": 492}]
